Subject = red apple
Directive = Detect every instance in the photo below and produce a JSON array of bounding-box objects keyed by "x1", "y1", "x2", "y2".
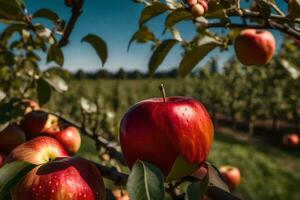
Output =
[
  {"x1": 20, "y1": 111, "x2": 59, "y2": 139},
  {"x1": 219, "y1": 165, "x2": 241, "y2": 191},
  {"x1": 21, "y1": 99, "x2": 40, "y2": 114},
  {"x1": 0, "y1": 123, "x2": 26, "y2": 154},
  {"x1": 282, "y1": 133, "x2": 300, "y2": 148},
  {"x1": 11, "y1": 156, "x2": 106, "y2": 200},
  {"x1": 120, "y1": 96, "x2": 214, "y2": 181},
  {"x1": 186, "y1": 0, "x2": 198, "y2": 7},
  {"x1": 0, "y1": 153, "x2": 5, "y2": 168},
  {"x1": 234, "y1": 29, "x2": 276, "y2": 66},
  {"x1": 6, "y1": 136, "x2": 69, "y2": 165},
  {"x1": 47, "y1": 126, "x2": 81, "y2": 154}
]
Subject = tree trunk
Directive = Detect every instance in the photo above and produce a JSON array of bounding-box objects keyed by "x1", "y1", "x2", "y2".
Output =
[{"x1": 272, "y1": 115, "x2": 279, "y2": 132}]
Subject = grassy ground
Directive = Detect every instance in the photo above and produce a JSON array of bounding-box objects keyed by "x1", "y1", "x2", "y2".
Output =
[{"x1": 48, "y1": 79, "x2": 300, "y2": 200}]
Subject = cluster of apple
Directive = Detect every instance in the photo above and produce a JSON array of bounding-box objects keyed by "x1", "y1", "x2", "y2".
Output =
[
  {"x1": 186, "y1": 0, "x2": 208, "y2": 18},
  {"x1": 282, "y1": 133, "x2": 300, "y2": 148},
  {"x1": 0, "y1": 100, "x2": 107, "y2": 199}
]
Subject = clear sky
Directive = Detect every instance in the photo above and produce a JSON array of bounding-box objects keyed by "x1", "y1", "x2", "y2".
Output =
[{"x1": 20, "y1": 1, "x2": 286, "y2": 72}]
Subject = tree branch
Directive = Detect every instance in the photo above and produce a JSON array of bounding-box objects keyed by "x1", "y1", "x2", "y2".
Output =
[
  {"x1": 41, "y1": 109, "x2": 126, "y2": 165},
  {"x1": 58, "y1": 0, "x2": 85, "y2": 47}
]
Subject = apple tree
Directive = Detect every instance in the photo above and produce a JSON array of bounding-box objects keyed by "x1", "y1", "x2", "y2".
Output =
[{"x1": 0, "y1": 0, "x2": 300, "y2": 200}]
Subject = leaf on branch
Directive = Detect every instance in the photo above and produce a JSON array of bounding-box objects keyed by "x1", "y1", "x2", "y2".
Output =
[
  {"x1": 0, "y1": 0, "x2": 25, "y2": 21},
  {"x1": 47, "y1": 44, "x2": 64, "y2": 66},
  {"x1": 33, "y1": 8, "x2": 60, "y2": 24},
  {"x1": 149, "y1": 39, "x2": 178, "y2": 76},
  {"x1": 205, "y1": 1, "x2": 228, "y2": 20},
  {"x1": 0, "y1": 90, "x2": 5, "y2": 102},
  {"x1": 164, "y1": 8, "x2": 193, "y2": 32},
  {"x1": 44, "y1": 76, "x2": 68, "y2": 93},
  {"x1": 185, "y1": 174, "x2": 209, "y2": 200},
  {"x1": 36, "y1": 78, "x2": 52, "y2": 106},
  {"x1": 139, "y1": 2, "x2": 170, "y2": 27},
  {"x1": 127, "y1": 160, "x2": 165, "y2": 200},
  {"x1": 81, "y1": 34, "x2": 108, "y2": 67},
  {"x1": 128, "y1": 26, "x2": 156, "y2": 51},
  {"x1": 280, "y1": 59, "x2": 300, "y2": 80},
  {"x1": 256, "y1": 0, "x2": 272, "y2": 19},
  {"x1": 165, "y1": 0, "x2": 183, "y2": 9},
  {"x1": 0, "y1": 23, "x2": 28, "y2": 44},
  {"x1": 179, "y1": 37, "x2": 221, "y2": 77},
  {"x1": 0, "y1": 162, "x2": 36, "y2": 200},
  {"x1": 80, "y1": 97, "x2": 97, "y2": 114}
]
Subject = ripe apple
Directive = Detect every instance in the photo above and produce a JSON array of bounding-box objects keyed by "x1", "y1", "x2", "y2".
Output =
[
  {"x1": 0, "y1": 153, "x2": 5, "y2": 168},
  {"x1": 120, "y1": 96, "x2": 214, "y2": 181},
  {"x1": 234, "y1": 29, "x2": 276, "y2": 66},
  {"x1": 6, "y1": 136, "x2": 69, "y2": 165},
  {"x1": 219, "y1": 165, "x2": 241, "y2": 191},
  {"x1": 191, "y1": 4, "x2": 205, "y2": 17},
  {"x1": 20, "y1": 111, "x2": 59, "y2": 139},
  {"x1": 46, "y1": 126, "x2": 81, "y2": 154},
  {"x1": 0, "y1": 123, "x2": 26, "y2": 154},
  {"x1": 21, "y1": 99, "x2": 40, "y2": 114},
  {"x1": 11, "y1": 156, "x2": 106, "y2": 200},
  {"x1": 282, "y1": 133, "x2": 300, "y2": 148},
  {"x1": 186, "y1": 0, "x2": 198, "y2": 7}
]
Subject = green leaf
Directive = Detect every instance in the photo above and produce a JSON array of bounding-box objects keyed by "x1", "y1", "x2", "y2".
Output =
[
  {"x1": 0, "y1": 0, "x2": 25, "y2": 21},
  {"x1": 80, "y1": 97, "x2": 97, "y2": 114},
  {"x1": 127, "y1": 160, "x2": 165, "y2": 200},
  {"x1": 81, "y1": 34, "x2": 108, "y2": 67},
  {"x1": 0, "y1": 23, "x2": 28, "y2": 44},
  {"x1": 205, "y1": 1, "x2": 228, "y2": 19},
  {"x1": 166, "y1": 155, "x2": 199, "y2": 182},
  {"x1": 0, "y1": 90, "x2": 5, "y2": 102},
  {"x1": 32, "y1": 9, "x2": 60, "y2": 23},
  {"x1": 36, "y1": 78, "x2": 52, "y2": 106},
  {"x1": 47, "y1": 44, "x2": 64, "y2": 66},
  {"x1": 128, "y1": 26, "x2": 156, "y2": 51},
  {"x1": 164, "y1": 9, "x2": 193, "y2": 31},
  {"x1": 206, "y1": 163, "x2": 230, "y2": 192},
  {"x1": 0, "y1": 162, "x2": 36, "y2": 200},
  {"x1": 139, "y1": 2, "x2": 169, "y2": 27},
  {"x1": 185, "y1": 175, "x2": 209, "y2": 200},
  {"x1": 44, "y1": 76, "x2": 68, "y2": 93},
  {"x1": 149, "y1": 39, "x2": 178, "y2": 76},
  {"x1": 179, "y1": 37, "x2": 220, "y2": 77}
]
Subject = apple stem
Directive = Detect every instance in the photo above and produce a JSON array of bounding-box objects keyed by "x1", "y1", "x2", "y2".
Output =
[{"x1": 159, "y1": 83, "x2": 167, "y2": 102}]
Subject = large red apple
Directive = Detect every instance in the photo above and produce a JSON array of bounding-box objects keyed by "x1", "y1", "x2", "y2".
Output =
[
  {"x1": 120, "y1": 96, "x2": 214, "y2": 181},
  {"x1": 0, "y1": 123, "x2": 26, "y2": 154},
  {"x1": 47, "y1": 126, "x2": 81, "y2": 154},
  {"x1": 219, "y1": 165, "x2": 241, "y2": 191},
  {"x1": 0, "y1": 153, "x2": 5, "y2": 168},
  {"x1": 282, "y1": 133, "x2": 300, "y2": 148},
  {"x1": 21, "y1": 99, "x2": 40, "y2": 114},
  {"x1": 11, "y1": 156, "x2": 106, "y2": 200},
  {"x1": 234, "y1": 29, "x2": 276, "y2": 66},
  {"x1": 6, "y1": 136, "x2": 69, "y2": 165},
  {"x1": 20, "y1": 111, "x2": 59, "y2": 139}
]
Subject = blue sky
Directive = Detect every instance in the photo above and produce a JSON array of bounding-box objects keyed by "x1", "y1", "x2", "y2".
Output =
[{"x1": 17, "y1": 1, "x2": 286, "y2": 72}]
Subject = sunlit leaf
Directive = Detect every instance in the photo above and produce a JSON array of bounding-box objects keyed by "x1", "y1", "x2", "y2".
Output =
[
  {"x1": 139, "y1": 2, "x2": 169, "y2": 27},
  {"x1": 47, "y1": 44, "x2": 64, "y2": 66}
]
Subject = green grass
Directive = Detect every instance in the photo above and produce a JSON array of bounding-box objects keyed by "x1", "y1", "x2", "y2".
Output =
[{"x1": 47, "y1": 79, "x2": 300, "y2": 200}]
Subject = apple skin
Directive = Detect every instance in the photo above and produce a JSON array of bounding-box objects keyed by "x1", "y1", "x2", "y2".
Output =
[
  {"x1": 191, "y1": 165, "x2": 208, "y2": 180},
  {"x1": 186, "y1": 0, "x2": 198, "y2": 7},
  {"x1": 112, "y1": 189, "x2": 129, "y2": 200},
  {"x1": 120, "y1": 96, "x2": 214, "y2": 180},
  {"x1": 6, "y1": 136, "x2": 69, "y2": 165},
  {"x1": 11, "y1": 156, "x2": 105, "y2": 200},
  {"x1": 21, "y1": 99, "x2": 40, "y2": 114},
  {"x1": 0, "y1": 153, "x2": 5, "y2": 168},
  {"x1": 20, "y1": 111, "x2": 59, "y2": 139},
  {"x1": 234, "y1": 29, "x2": 276, "y2": 66},
  {"x1": 47, "y1": 126, "x2": 81, "y2": 154},
  {"x1": 282, "y1": 133, "x2": 300, "y2": 148},
  {"x1": 191, "y1": 4, "x2": 205, "y2": 17},
  {"x1": 219, "y1": 165, "x2": 241, "y2": 191},
  {"x1": 0, "y1": 123, "x2": 26, "y2": 154}
]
